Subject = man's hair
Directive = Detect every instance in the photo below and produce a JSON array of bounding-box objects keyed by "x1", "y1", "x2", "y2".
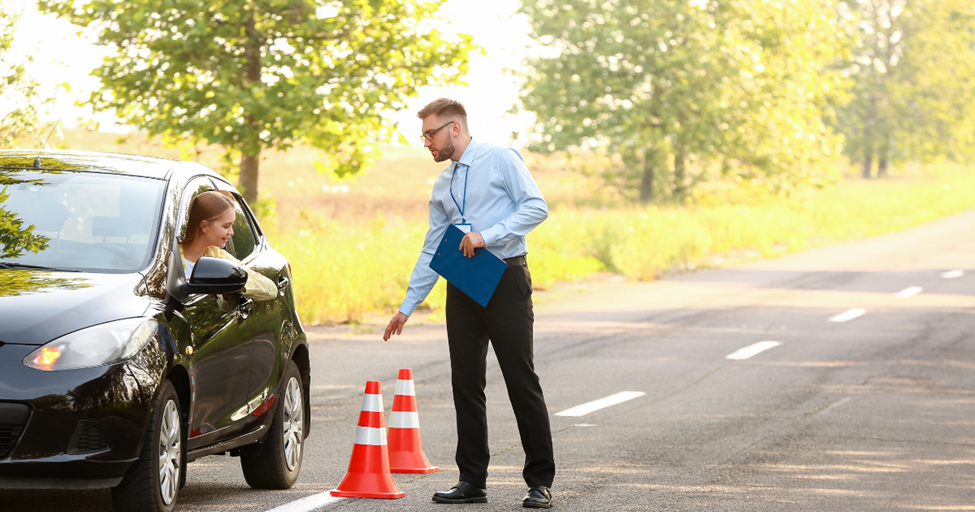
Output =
[{"x1": 417, "y1": 98, "x2": 467, "y2": 126}]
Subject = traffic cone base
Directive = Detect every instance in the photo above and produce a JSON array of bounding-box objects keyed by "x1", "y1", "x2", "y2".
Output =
[{"x1": 388, "y1": 368, "x2": 439, "y2": 474}]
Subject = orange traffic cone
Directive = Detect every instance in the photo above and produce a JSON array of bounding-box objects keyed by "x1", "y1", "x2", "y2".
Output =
[
  {"x1": 331, "y1": 381, "x2": 405, "y2": 499},
  {"x1": 388, "y1": 368, "x2": 439, "y2": 474}
]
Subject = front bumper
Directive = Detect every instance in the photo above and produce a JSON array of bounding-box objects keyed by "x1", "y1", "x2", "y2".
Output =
[{"x1": 0, "y1": 342, "x2": 164, "y2": 489}]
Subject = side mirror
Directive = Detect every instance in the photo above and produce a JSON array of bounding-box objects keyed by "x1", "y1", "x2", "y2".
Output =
[
  {"x1": 167, "y1": 249, "x2": 247, "y2": 303},
  {"x1": 189, "y1": 256, "x2": 248, "y2": 294}
]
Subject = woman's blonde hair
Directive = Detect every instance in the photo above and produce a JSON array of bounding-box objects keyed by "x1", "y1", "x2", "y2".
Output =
[{"x1": 182, "y1": 190, "x2": 236, "y2": 247}]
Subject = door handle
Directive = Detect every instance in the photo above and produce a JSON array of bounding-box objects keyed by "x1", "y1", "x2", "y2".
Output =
[{"x1": 237, "y1": 295, "x2": 253, "y2": 319}]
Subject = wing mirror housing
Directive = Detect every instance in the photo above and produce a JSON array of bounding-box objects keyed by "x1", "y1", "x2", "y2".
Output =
[{"x1": 167, "y1": 249, "x2": 247, "y2": 303}]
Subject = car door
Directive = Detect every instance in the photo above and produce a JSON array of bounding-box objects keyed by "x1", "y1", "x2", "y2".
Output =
[
  {"x1": 211, "y1": 183, "x2": 285, "y2": 408},
  {"x1": 171, "y1": 178, "x2": 257, "y2": 443}
]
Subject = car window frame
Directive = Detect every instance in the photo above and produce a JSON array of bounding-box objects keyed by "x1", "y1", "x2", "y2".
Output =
[{"x1": 212, "y1": 180, "x2": 263, "y2": 262}]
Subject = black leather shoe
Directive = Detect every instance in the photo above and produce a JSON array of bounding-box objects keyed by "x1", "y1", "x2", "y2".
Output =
[
  {"x1": 432, "y1": 482, "x2": 488, "y2": 504},
  {"x1": 522, "y1": 486, "x2": 552, "y2": 508}
]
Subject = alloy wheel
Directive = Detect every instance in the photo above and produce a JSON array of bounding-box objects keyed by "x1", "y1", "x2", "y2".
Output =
[
  {"x1": 158, "y1": 400, "x2": 181, "y2": 505},
  {"x1": 282, "y1": 376, "x2": 303, "y2": 471}
]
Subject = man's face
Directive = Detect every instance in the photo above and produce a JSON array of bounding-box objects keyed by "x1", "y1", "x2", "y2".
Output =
[{"x1": 421, "y1": 115, "x2": 456, "y2": 163}]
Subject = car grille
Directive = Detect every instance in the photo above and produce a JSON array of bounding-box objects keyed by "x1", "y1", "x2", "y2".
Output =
[
  {"x1": 0, "y1": 403, "x2": 30, "y2": 458},
  {"x1": 68, "y1": 421, "x2": 111, "y2": 454},
  {"x1": 0, "y1": 424, "x2": 25, "y2": 458}
]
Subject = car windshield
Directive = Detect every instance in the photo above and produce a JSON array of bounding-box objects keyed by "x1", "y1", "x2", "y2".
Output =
[{"x1": 0, "y1": 169, "x2": 166, "y2": 273}]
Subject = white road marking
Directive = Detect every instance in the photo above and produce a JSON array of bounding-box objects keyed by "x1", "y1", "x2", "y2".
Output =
[
  {"x1": 264, "y1": 491, "x2": 343, "y2": 512},
  {"x1": 896, "y1": 286, "x2": 923, "y2": 298},
  {"x1": 556, "y1": 391, "x2": 646, "y2": 417},
  {"x1": 941, "y1": 270, "x2": 965, "y2": 279},
  {"x1": 828, "y1": 308, "x2": 866, "y2": 323},
  {"x1": 725, "y1": 341, "x2": 782, "y2": 360}
]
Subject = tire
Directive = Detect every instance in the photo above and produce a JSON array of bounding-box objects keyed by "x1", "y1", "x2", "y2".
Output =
[
  {"x1": 240, "y1": 361, "x2": 304, "y2": 489},
  {"x1": 112, "y1": 380, "x2": 185, "y2": 512}
]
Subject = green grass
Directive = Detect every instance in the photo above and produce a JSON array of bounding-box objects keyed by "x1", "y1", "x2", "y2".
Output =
[{"x1": 269, "y1": 163, "x2": 975, "y2": 324}]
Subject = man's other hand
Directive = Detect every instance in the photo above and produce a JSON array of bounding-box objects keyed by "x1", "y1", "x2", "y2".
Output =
[
  {"x1": 383, "y1": 312, "x2": 409, "y2": 341},
  {"x1": 459, "y1": 231, "x2": 485, "y2": 258}
]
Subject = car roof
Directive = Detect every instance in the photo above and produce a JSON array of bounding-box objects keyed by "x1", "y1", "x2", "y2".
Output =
[{"x1": 0, "y1": 149, "x2": 218, "y2": 180}]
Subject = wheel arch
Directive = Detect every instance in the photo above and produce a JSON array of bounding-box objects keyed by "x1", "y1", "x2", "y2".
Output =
[
  {"x1": 289, "y1": 344, "x2": 311, "y2": 438},
  {"x1": 165, "y1": 364, "x2": 191, "y2": 428}
]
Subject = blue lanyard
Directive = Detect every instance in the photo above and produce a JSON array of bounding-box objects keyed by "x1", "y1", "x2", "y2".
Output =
[
  {"x1": 450, "y1": 163, "x2": 468, "y2": 221},
  {"x1": 449, "y1": 158, "x2": 472, "y2": 223}
]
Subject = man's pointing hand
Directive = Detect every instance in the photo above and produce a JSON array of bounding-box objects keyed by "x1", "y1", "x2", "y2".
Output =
[{"x1": 383, "y1": 312, "x2": 409, "y2": 341}]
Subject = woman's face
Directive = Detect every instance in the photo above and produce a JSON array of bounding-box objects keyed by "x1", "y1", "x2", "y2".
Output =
[{"x1": 200, "y1": 207, "x2": 235, "y2": 248}]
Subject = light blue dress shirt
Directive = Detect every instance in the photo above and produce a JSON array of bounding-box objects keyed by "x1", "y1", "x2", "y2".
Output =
[{"x1": 398, "y1": 138, "x2": 548, "y2": 316}]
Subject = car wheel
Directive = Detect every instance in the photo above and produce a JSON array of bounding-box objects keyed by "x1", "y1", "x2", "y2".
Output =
[
  {"x1": 112, "y1": 380, "x2": 184, "y2": 512},
  {"x1": 240, "y1": 361, "x2": 304, "y2": 489}
]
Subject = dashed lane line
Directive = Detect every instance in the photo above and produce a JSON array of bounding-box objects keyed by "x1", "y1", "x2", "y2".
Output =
[
  {"x1": 264, "y1": 491, "x2": 343, "y2": 512},
  {"x1": 828, "y1": 308, "x2": 866, "y2": 323},
  {"x1": 941, "y1": 270, "x2": 965, "y2": 279},
  {"x1": 555, "y1": 391, "x2": 646, "y2": 417},
  {"x1": 725, "y1": 341, "x2": 782, "y2": 360},
  {"x1": 896, "y1": 286, "x2": 923, "y2": 298}
]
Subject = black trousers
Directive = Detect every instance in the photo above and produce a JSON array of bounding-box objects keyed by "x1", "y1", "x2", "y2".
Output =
[{"x1": 445, "y1": 260, "x2": 555, "y2": 489}]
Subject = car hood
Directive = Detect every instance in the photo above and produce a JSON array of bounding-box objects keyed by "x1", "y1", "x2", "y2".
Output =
[{"x1": 0, "y1": 270, "x2": 151, "y2": 345}]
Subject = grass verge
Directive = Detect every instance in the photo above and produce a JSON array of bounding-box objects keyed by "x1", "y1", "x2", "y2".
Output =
[{"x1": 270, "y1": 164, "x2": 975, "y2": 324}]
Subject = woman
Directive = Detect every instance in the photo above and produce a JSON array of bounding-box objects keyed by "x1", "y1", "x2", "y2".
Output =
[{"x1": 179, "y1": 190, "x2": 276, "y2": 301}]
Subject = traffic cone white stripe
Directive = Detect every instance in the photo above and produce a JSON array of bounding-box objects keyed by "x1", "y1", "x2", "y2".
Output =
[
  {"x1": 389, "y1": 411, "x2": 419, "y2": 429},
  {"x1": 361, "y1": 393, "x2": 383, "y2": 412},
  {"x1": 354, "y1": 426, "x2": 388, "y2": 446},
  {"x1": 394, "y1": 378, "x2": 415, "y2": 396}
]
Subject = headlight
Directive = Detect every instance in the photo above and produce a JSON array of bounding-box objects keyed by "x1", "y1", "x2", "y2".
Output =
[{"x1": 23, "y1": 318, "x2": 158, "y2": 371}]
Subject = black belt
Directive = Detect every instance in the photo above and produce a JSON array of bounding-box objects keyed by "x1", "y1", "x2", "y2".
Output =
[{"x1": 503, "y1": 255, "x2": 527, "y2": 268}]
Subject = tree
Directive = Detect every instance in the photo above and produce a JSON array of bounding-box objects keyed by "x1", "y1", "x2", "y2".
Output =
[
  {"x1": 39, "y1": 0, "x2": 477, "y2": 202},
  {"x1": 0, "y1": 4, "x2": 65, "y2": 149},
  {"x1": 517, "y1": 0, "x2": 845, "y2": 202},
  {"x1": 834, "y1": 0, "x2": 975, "y2": 178}
]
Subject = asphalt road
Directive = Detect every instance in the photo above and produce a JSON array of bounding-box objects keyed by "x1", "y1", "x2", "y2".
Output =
[{"x1": 4, "y1": 207, "x2": 974, "y2": 511}]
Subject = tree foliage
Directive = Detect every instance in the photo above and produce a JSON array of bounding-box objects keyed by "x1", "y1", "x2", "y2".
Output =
[
  {"x1": 834, "y1": 0, "x2": 975, "y2": 178},
  {"x1": 39, "y1": 0, "x2": 477, "y2": 202},
  {"x1": 0, "y1": 4, "x2": 64, "y2": 149},
  {"x1": 518, "y1": 0, "x2": 846, "y2": 202}
]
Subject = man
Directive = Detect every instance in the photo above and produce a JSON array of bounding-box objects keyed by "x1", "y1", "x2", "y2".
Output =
[{"x1": 383, "y1": 98, "x2": 555, "y2": 508}]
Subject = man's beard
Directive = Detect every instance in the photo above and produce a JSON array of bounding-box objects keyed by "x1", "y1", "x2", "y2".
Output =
[{"x1": 433, "y1": 138, "x2": 455, "y2": 163}]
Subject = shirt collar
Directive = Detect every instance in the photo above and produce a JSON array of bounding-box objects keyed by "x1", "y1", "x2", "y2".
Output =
[{"x1": 456, "y1": 137, "x2": 479, "y2": 168}]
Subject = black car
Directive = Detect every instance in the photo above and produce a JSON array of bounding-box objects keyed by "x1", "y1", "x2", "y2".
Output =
[{"x1": 0, "y1": 150, "x2": 310, "y2": 511}]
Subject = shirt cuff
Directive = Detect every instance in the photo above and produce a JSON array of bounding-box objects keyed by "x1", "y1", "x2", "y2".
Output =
[
  {"x1": 480, "y1": 226, "x2": 501, "y2": 246},
  {"x1": 398, "y1": 302, "x2": 416, "y2": 317}
]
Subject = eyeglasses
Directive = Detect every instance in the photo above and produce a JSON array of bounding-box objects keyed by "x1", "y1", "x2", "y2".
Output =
[{"x1": 420, "y1": 121, "x2": 456, "y2": 142}]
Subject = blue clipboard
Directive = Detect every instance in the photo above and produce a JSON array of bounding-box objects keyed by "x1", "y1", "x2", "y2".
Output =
[{"x1": 429, "y1": 224, "x2": 507, "y2": 307}]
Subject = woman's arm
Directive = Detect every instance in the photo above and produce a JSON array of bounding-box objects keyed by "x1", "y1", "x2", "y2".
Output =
[{"x1": 208, "y1": 247, "x2": 278, "y2": 301}]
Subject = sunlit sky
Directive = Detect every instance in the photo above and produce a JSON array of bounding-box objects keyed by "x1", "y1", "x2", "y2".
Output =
[{"x1": 6, "y1": 0, "x2": 537, "y2": 147}]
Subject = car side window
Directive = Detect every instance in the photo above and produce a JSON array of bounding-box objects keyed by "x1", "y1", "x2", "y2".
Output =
[{"x1": 227, "y1": 199, "x2": 258, "y2": 261}]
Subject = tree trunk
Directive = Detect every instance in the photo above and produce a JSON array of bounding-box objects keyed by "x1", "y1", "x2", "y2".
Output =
[
  {"x1": 862, "y1": 96, "x2": 876, "y2": 179},
  {"x1": 238, "y1": 14, "x2": 263, "y2": 204},
  {"x1": 239, "y1": 151, "x2": 260, "y2": 203},
  {"x1": 673, "y1": 142, "x2": 686, "y2": 202},
  {"x1": 639, "y1": 151, "x2": 654, "y2": 203},
  {"x1": 877, "y1": 134, "x2": 890, "y2": 178}
]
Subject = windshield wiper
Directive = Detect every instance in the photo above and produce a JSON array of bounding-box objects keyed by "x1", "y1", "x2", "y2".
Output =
[{"x1": 0, "y1": 262, "x2": 81, "y2": 272}]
